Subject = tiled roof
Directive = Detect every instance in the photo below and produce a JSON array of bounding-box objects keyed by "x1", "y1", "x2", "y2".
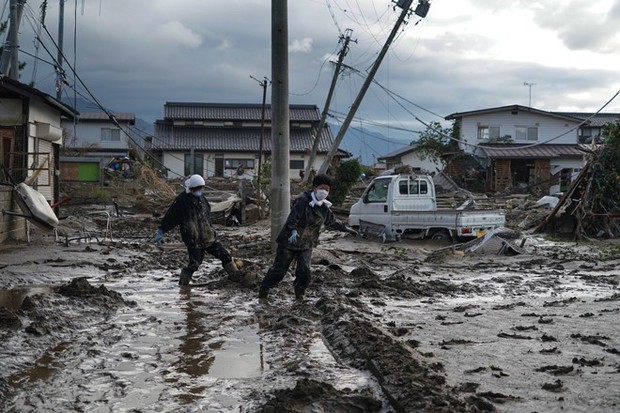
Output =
[
  {"x1": 480, "y1": 144, "x2": 586, "y2": 159},
  {"x1": 152, "y1": 124, "x2": 335, "y2": 153},
  {"x1": 552, "y1": 112, "x2": 620, "y2": 128},
  {"x1": 163, "y1": 102, "x2": 320, "y2": 122},
  {"x1": 77, "y1": 112, "x2": 136, "y2": 123}
]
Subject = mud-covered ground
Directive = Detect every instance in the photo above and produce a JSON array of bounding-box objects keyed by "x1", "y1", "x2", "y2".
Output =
[{"x1": 1, "y1": 209, "x2": 620, "y2": 412}]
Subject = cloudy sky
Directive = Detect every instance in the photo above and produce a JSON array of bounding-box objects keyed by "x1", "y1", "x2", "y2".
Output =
[{"x1": 11, "y1": 0, "x2": 620, "y2": 162}]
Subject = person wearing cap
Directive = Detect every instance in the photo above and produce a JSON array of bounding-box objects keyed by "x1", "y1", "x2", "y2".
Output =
[
  {"x1": 156, "y1": 174, "x2": 245, "y2": 286},
  {"x1": 258, "y1": 174, "x2": 358, "y2": 299}
]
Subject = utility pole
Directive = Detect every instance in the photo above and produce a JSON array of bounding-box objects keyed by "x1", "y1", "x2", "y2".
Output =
[
  {"x1": 0, "y1": 0, "x2": 25, "y2": 78},
  {"x1": 302, "y1": 29, "x2": 354, "y2": 185},
  {"x1": 318, "y1": 0, "x2": 430, "y2": 175},
  {"x1": 56, "y1": 0, "x2": 65, "y2": 100},
  {"x1": 250, "y1": 75, "x2": 270, "y2": 218},
  {"x1": 524, "y1": 82, "x2": 536, "y2": 107},
  {"x1": 271, "y1": 0, "x2": 290, "y2": 249}
]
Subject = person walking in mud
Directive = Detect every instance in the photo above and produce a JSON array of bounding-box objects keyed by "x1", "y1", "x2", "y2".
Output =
[
  {"x1": 156, "y1": 174, "x2": 247, "y2": 286},
  {"x1": 258, "y1": 174, "x2": 357, "y2": 299}
]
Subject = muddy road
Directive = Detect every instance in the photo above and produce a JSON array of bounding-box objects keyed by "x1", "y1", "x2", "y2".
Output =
[{"x1": 1, "y1": 213, "x2": 620, "y2": 412}]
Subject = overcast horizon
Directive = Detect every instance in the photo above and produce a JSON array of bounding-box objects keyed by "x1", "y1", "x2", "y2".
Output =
[{"x1": 8, "y1": 0, "x2": 620, "y2": 162}]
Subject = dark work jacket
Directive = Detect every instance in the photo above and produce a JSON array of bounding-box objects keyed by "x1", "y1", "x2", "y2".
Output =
[
  {"x1": 159, "y1": 192, "x2": 216, "y2": 249},
  {"x1": 276, "y1": 191, "x2": 348, "y2": 250}
]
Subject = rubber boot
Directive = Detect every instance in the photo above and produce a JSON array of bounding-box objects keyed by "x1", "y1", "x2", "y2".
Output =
[
  {"x1": 178, "y1": 269, "x2": 192, "y2": 286},
  {"x1": 294, "y1": 287, "x2": 305, "y2": 300},
  {"x1": 258, "y1": 286, "x2": 269, "y2": 299}
]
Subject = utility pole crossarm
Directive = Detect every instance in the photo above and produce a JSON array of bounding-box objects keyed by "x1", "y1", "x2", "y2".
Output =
[
  {"x1": 318, "y1": 0, "x2": 427, "y2": 176},
  {"x1": 302, "y1": 29, "x2": 354, "y2": 184}
]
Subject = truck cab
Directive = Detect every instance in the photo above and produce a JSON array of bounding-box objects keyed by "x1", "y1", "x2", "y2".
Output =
[{"x1": 349, "y1": 175, "x2": 436, "y2": 227}]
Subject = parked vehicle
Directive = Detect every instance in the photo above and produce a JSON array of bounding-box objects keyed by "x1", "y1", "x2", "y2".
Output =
[{"x1": 348, "y1": 174, "x2": 505, "y2": 241}]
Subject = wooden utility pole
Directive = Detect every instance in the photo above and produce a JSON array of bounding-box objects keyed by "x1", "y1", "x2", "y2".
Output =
[
  {"x1": 270, "y1": 0, "x2": 290, "y2": 249},
  {"x1": 318, "y1": 0, "x2": 427, "y2": 175},
  {"x1": 302, "y1": 29, "x2": 354, "y2": 185}
]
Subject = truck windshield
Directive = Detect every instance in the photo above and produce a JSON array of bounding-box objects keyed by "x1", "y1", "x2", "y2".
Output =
[{"x1": 366, "y1": 179, "x2": 390, "y2": 202}]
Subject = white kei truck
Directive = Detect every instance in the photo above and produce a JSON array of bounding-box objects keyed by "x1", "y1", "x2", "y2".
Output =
[{"x1": 348, "y1": 174, "x2": 506, "y2": 242}]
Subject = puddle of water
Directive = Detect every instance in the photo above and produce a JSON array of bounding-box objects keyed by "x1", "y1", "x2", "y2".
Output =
[
  {"x1": 0, "y1": 286, "x2": 54, "y2": 310},
  {"x1": 207, "y1": 324, "x2": 267, "y2": 378}
]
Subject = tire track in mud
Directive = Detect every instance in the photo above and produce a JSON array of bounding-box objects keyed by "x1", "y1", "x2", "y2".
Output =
[{"x1": 317, "y1": 296, "x2": 484, "y2": 412}]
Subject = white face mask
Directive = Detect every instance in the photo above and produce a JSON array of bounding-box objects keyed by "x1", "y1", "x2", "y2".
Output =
[
  {"x1": 315, "y1": 189, "x2": 329, "y2": 201},
  {"x1": 192, "y1": 191, "x2": 203, "y2": 198}
]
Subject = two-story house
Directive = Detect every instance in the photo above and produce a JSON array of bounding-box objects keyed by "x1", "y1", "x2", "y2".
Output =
[
  {"x1": 445, "y1": 104, "x2": 619, "y2": 193},
  {"x1": 60, "y1": 111, "x2": 137, "y2": 182},
  {"x1": 0, "y1": 76, "x2": 77, "y2": 242},
  {"x1": 150, "y1": 102, "x2": 349, "y2": 180}
]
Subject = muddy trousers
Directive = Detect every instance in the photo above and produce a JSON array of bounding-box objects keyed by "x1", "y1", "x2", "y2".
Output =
[
  {"x1": 261, "y1": 245, "x2": 312, "y2": 290},
  {"x1": 184, "y1": 241, "x2": 233, "y2": 276}
]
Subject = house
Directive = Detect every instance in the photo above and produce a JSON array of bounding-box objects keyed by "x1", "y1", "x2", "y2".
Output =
[
  {"x1": 445, "y1": 104, "x2": 619, "y2": 193},
  {"x1": 150, "y1": 102, "x2": 349, "y2": 180},
  {"x1": 60, "y1": 111, "x2": 137, "y2": 182},
  {"x1": 0, "y1": 76, "x2": 77, "y2": 242},
  {"x1": 377, "y1": 143, "x2": 443, "y2": 174}
]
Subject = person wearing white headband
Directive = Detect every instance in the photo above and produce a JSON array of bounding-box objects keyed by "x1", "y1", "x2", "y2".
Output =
[{"x1": 258, "y1": 174, "x2": 357, "y2": 300}]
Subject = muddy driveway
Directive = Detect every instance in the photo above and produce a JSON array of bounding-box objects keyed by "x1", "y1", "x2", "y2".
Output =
[{"x1": 1, "y1": 213, "x2": 620, "y2": 412}]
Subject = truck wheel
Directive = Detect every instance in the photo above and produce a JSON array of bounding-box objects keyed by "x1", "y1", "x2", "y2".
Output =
[{"x1": 430, "y1": 230, "x2": 451, "y2": 241}]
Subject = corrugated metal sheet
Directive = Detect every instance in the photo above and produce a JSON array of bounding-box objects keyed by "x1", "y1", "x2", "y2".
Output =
[
  {"x1": 481, "y1": 144, "x2": 585, "y2": 159},
  {"x1": 163, "y1": 102, "x2": 320, "y2": 122}
]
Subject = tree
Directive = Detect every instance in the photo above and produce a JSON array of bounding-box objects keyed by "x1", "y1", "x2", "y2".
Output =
[{"x1": 411, "y1": 120, "x2": 459, "y2": 166}]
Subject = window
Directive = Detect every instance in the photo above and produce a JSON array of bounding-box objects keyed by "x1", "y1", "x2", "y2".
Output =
[
  {"x1": 101, "y1": 128, "x2": 121, "y2": 142},
  {"x1": 398, "y1": 179, "x2": 428, "y2": 195},
  {"x1": 515, "y1": 126, "x2": 538, "y2": 141},
  {"x1": 477, "y1": 126, "x2": 500, "y2": 141},
  {"x1": 365, "y1": 179, "x2": 390, "y2": 202},
  {"x1": 290, "y1": 160, "x2": 304, "y2": 169},
  {"x1": 225, "y1": 159, "x2": 254, "y2": 169},
  {"x1": 184, "y1": 154, "x2": 204, "y2": 176}
]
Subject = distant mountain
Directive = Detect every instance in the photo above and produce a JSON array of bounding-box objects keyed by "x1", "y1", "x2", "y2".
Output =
[{"x1": 336, "y1": 125, "x2": 413, "y2": 166}]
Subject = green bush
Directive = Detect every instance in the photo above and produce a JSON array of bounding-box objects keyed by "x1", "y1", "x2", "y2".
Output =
[{"x1": 330, "y1": 159, "x2": 363, "y2": 206}]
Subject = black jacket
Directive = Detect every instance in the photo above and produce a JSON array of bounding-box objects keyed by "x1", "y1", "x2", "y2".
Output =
[
  {"x1": 159, "y1": 192, "x2": 216, "y2": 248},
  {"x1": 276, "y1": 191, "x2": 348, "y2": 250}
]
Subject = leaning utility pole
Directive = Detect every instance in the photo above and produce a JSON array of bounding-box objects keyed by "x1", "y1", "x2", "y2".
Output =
[
  {"x1": 250, "y1": 75, "x2": 270, "y2": 218},
  {"x1": 270, "y1": 0, "x2": 290, "y2": 249},
  {"x1": 301, "y1": 28, "x2": 354, "y2": 185},
  {"x1": 317, "y1": 0, "x2": 430, "y2": 175}
]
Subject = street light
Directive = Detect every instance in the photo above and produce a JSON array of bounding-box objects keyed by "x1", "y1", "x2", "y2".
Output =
[{"x1": 524, "y1": 82, "x2": 536, "y2": 107}]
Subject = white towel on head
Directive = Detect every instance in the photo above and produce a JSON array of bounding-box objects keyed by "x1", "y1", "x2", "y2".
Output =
[
  {"x1": 309, "y1": 191, "x2": 332, "y2": 208},
  {"x1": 184, "y1": 178, "x2": 191, "y2": 193}
]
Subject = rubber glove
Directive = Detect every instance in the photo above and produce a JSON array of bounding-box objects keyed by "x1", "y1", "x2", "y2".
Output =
[
  {"x1": 156, "y1": 228, "x2": 164, "y2": 245},
  {"x1": 288, "y1": 229, "x2": 298, "y2": 245}
]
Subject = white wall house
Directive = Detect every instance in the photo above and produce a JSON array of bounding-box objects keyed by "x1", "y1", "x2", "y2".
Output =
[
  {"x1": 60, "y1": 112, "x2": 136, "y2": 182},
  {"x1": 151, "y1": 102, "x2": 350, "y2": 181},
  {"x1": 377, "y1": 143, "x2": 443, "y2": 174},
  {"x1": 445, "y1": 105, "x2": 619, "y2": 193},
  {"x1": 0, "y1": 76, "x2": 77, "y2": 243}
]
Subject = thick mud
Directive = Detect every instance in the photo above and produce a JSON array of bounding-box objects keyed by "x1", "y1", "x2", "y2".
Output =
[{"x1": 1, "y1": 213, "x2": 619, "y2": 412}]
